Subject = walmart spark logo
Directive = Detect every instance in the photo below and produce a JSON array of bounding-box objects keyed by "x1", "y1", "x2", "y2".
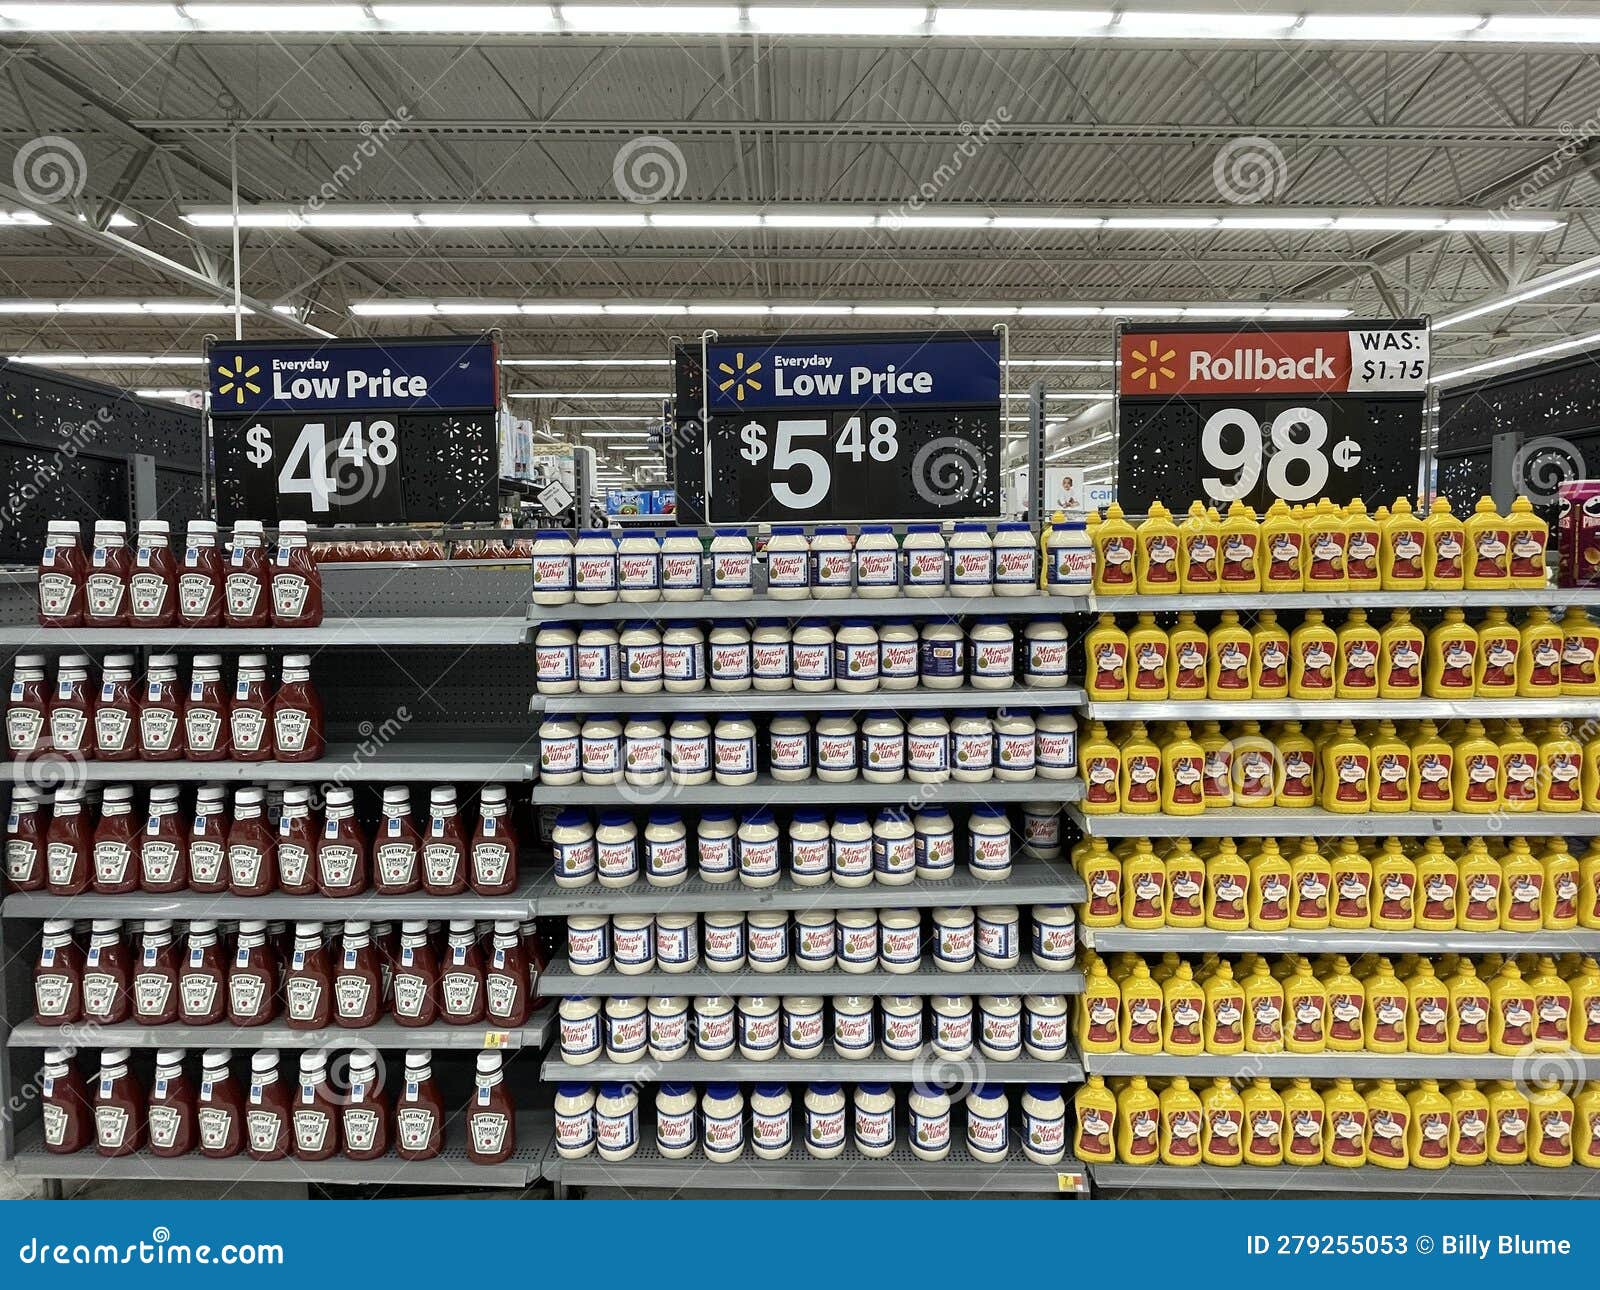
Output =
[
  {"x1": 215, "y1": 354, "x2": 262, "y2": 405},
  {"x1": 1127, "y1": 342, "x2": 1177, "y2": 392},
  {"x1": 715, "y1": 351, "x2": 762, "y2": 402}
]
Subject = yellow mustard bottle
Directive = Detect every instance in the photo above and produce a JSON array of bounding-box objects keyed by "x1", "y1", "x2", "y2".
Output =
[
  {"x1": 1321, "y1": 722, "x2": 1372, "y2": 814},
  {"x1": 1427, "y1": 607, "x2": 1479, "y2": 696},
  {"x1": 1164, "y1": 837, "x2": 1205, "y2": 928},
  {"x1": 1330, "y1": 838, "x2": 1375, "y2": 929},
  {"x1": 1081, "y1": 836, "x2": 1122, "y2": 926},
  {"x1": 1162, "y1": 961, "x2": 1205, "y2": 1056},
  {"x1": 1502, "y1": 836, "x2": 1546, "y2": 929},
  {"x1": 1248, "y1": 838, "x2": 1291, "y2": 931},
  {"x1": 1196, "y1": 722, "x2": 1232, "y2": 810},
  {"x1": 1241, "y1": 1079, "x2": 1285, "y2": 1166},
  {"x1": 1507, "y1": 494, "x2": 1550, "y2": 588},
  {"x1": 1335, "y1": 608, "x2": 1380, "y2": 698},
  {"x1": 1120, "y1": 720, "x2": 1162, "y2": 815},
  {"x1": 1344, "y1": 497, "x2": 1382, "y2": 587},
  {"x1": 1370, "y1": 721, "x2": 1412, "y2": 814},
  {"x1": 1084, "y1": 613, "x2": 1130, "y2": 700},
  {"x1": 1561, "y1": 607, "x2": 1600, "y2": 695},
  {"x1": 1449, "y1": 1079, "x2": 1491, "y2": 1164},
  {"x1": 1322, "y1": 1078, "x2": 1369, "y2": 1167},
  {"x1": 1410, "y1": 719, "x2": 1454, "y2": 811},
  {"x1": 1365, "y1": 1078, "x2": 1411, "y2": 1169},
  {"x1": 1538, "y1": 719, "x2": 1584, "y2": 812},
  {"x1": 1544, "y1": 839, "x2": 1581, "y2": 930},
  {"x1": 1377, "y1": 608, "x2": 1424, "y2": 698},
  {"x1": 1476, "y1": 607, "x2": 1521, "y2": 696},
  {"x1": 1499, "y1": 719, "x2": 1540, "y2": 814},
  {"x1": 1289, "y1": 608, "x2": 1337, "y2": 698},
  {"x1": 1519, "y1": 606, "x2": 1564, "y2": 697},
  {"x1": 1529, "y1": 1085, "x2": 1576, "y2": 1167},
  {"x1": 1115, "y1": 1075, "x2": 1161, "y2": 1166},
  {"x1": 1324, "y1": 954, "x2": 1366, "y2": 1052},
  {"x1": 1488, "y1": 1080, "x2": 1531, "y2": 1164},
  {"x1": 1274, "y1": 721, "x2": 1316, "y2": 808},
  {"x1": 1092, "y1": 501, "x2": 1137, "y2": 594},
  {"x1": 1305, "y1": 498, "x2": 1348, "y2": 589},
  {"x1": 1073, "y1": 1074, "x2": 1118, "y2": 1164},
  {"x1": 1490, "y1": 960, "x2": 1537, "y2": 1055},
  {"x1": 1079, "y1": 721, "x2": 1122, "y2": 815},
  {"x1": 1178, "y1": 500, "x2": 1220, "y2": 593},
  {"x1": 1281, "y1": 1078, "x2": 1324, "y2": 1165},
  {"x1": 1231, "y1": 722, "x2": 1277, "y2": 808},
  {"x1": 1121, "y1": 961, "x2": 1164, "y2": 1056},
  {"x1": 1465, "y1": 494, "x2": 1512, "y2": 589},
  {"x1": 1219, "y1": 500, "x2": 1261, "y2": 591},
  {"x1": 1243, "y1": 958, "x2": 1285, "y2": 1053},
  {"x1": 1205, "y1": 838, "x2": 1250, "y2": 929},
  {"x1": 1249, "y1": 610, "x2": 1290, "y2": 699},
  {"x1": 1569, "y1": 957, "x2": 1600, "y2": 1055},
  {"x1": 1450, "y1": 959, "x2": 1493, "y2": 1054},
  {"x1": 1458, "y1": 838, "x2": 1503, "y2": 930},
  {"x1": 1203, "y1": 959, "x2": 1246, "y2": 1055},
  {"x1": 1364, "y1": 955, "x2": 1410, "y2": 1053},
  {"x1": 1408, "y1": 958, "x2": 1451, "y2": 1053},
  {"x1": 1372, "y1": 837, "x2": 1416, "y2": 928},
  {"x1": 1260, "y1": 498, "x2": 1304, "y2": 590},
  {"x1": 1168, "y1": 611, "x2": 1209, "y2": 695},
  {"x1": 1121, "y1": 838, "x2": 1166, "y2": 929},
  {"x1": 1135, "y1": 500, "x2": 1181, "y2": 593},
  {"x1": 1416, "y1": 837, "x2": 1459, "y2": 931},
  {"x1": 1407, "y1": 1079, "x2": 1453, "y2": 1169},
  {"x1": 1207, "y1": 610, "x2": 1254, "y2": 698},
  {"x1": 1453, "y1": 718, "x2": 1502, "y2": 813},
  {"x1": 1424, "y1": 496, "x2": 1467, "y2": 588},
  {"x1": 1381, "y1": 495, "x2": 1427, "y2": 587},
  {"x1": 1127, "y1": 613, "x2": 1170, "y2": 701},
  {"x1": 1158, "y1": 1076, "x2": 1204, "y2": 1166},
  {"x1": 1162, "y1": 721, "x2": 1206, "y2": 816},
  {"x1": 1200, "y1": 1078, "x2": 1245, "y2": 1166},
  {"x1": 1579, "y1": 1083, "x2": 1600, "y2": 1166},
  {"x1": 1076, "y1": 956, "x2": 1122, "y2": 1054},
  {"x1": 1530, "y1": 954, "x2": 1573, "y2": 1053},
  {"x1": 1582, "y1": 841, "x2": 1600, "y2": 928},
  {"x1": 1289, "y1": 839, "x2": 1332, "y2": 929}
]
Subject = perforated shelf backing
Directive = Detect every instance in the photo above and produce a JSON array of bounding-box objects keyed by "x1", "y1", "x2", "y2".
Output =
[{"x1": 317, "y1": 644, "x2": 531, "y2": 738}]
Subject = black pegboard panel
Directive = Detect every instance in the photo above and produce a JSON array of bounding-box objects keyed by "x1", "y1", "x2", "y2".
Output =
[
  {"x1": 1435, "y1": 451, "x2": 1494, "y2": 513},
  {"x1": 314, "y1": 644, "x2": 530, "y2": 738},
  {"x1": 0, "y1": 444, "x2": 128, "y2": 560},
  {"x1": 1438, "y1": 351, "x2": 1600, "y2": 454},
  {"x1": 155, "y1": 466, "x2": 206, "y2": 529}
]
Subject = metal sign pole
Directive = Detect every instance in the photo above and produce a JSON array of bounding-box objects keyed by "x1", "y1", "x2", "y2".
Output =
[
  {"x1": 1028, "y1": 379, "x2": 1046, "y2": 525},
  {"x1": 700, "y1": 329, "x2": 716, "y2": 521}
]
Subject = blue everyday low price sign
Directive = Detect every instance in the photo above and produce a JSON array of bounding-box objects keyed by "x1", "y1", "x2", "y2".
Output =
[{"x1": 207, "y1": 336, "x2": 497, "y2": 415}]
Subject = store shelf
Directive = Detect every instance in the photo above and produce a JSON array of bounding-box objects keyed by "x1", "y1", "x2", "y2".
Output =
[
  {"x1": 0, "y1": 618, "x2": 528, "y2": 649},
  {"x1": 8, "y1": 1007, "x2": 551, "y2": 1052},
  {"x1": 545, "y1": 1134, "x2": 1089, "y2": 1194},
  {"x1": 541, "y1": 960, "x2": 1084, "y2": 997},
  {"x1": 1084, "y1": 927, "x2": 1600, "y2": 955},
  {"x1": 533, "y1": 862, "x2": 1084, "y2": 915},
  {"x1": 7, "y1": 739, "x2": 534, "y2": 785},
  {"x1": 542, "y1": 1053, "x2": 1083, "y2": 1083},
  {"x1": 1089, "y1": 1162, "x2": 1600, "y2": 1197},
  {"x1": 10, "y1": 1113, "x2": 551, "y2": 1189},
  {"x1": 544, "y1": 593, "x2": 1091, "y2": 623},
  {"x1": 1064, "y1": 803, "x2": 1600, "y2": 838},
  {"x1": 1089, "y1": 588, "x2": 1600, "y2": 612},
  {"x1": 2, "y1": 872, "x2": 541, "y2": 921},
  {"x1": 1081, "y1": 697, "x2": 1600, "y2": 721},
  {"x1": 534, "y1": 775, "x2": 1084, "y2": 807},
  {"x1": 534, "y1": 684, "x2": 1086, "y2": 715},
  {"x1": 1079, "y1": 1052, "x2": 1600, "y2": 1079}
]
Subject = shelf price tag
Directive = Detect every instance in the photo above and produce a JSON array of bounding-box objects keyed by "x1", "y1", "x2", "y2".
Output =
[
  {"x1": 482, "y1": 1030, "x2": 512, "y2": 1049},
  {"x1": 1057, "y1": 1171, "x2": 1087, "y2": 1193}
]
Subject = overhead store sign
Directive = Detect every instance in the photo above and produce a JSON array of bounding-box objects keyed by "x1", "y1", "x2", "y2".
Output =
[
  {"x1": 209, "y1": 335, "x2": 499, "y2": 525},
  {"x1": 687, "y1": 330, "x2": 1003, "y2": 523},
  {"x1": 1116, "y1": 320, "x2": 1428, "y2": 513}
]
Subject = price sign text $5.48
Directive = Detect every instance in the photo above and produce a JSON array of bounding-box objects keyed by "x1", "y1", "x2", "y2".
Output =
[{"x1": 738, "y1": 415, "x2": 899, "y2": 510}]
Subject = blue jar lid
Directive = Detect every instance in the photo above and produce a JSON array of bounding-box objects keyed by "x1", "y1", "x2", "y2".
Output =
[
  {"x1": 861, "y1": 524, "x2": 892, "y2": 534},
  {"x1": 906, "y1": 523, "x2": 939, "y2": 533},
  {"x1": 835, "y1": 809, "x2": 869, "y2": 825},
  {"x1": 706, "y1": 1083, "x2": 740, "y2": 1099},
  {"x1": 865, "y1": 709, "x2": 895, "y2": 721},
  {"x1": 579, "y1": 528, "x2": 612, "y2": 539},
  {"x1": 597, "y1": 809, "x2": 634, "y2": 828},
  {"x1": 659, "y1": 1082, "x2": 693, "y2": 1098},
  {"x1": 557, "y1": 1083, "x2": 592, "y2": 1098},
  {"x1": 700, "y1": 809, "x2": 735, "y2": 823},
  {"x1": 795, "y1": 618, "x2": 830, "y2": 630},
  {"x1": 536, "y1": 529, "x2": 569, "y2": 540},
  {"x1": 971, "y1": 804, "x2": 1008, "y2": 819},
  {"x1": 647, "y1": 809, "x2": 682, "y2": 826},
  {"x1": 719, "y1": 527, "x2": 749, "y2": 538},
  {"x1": 743, "y1": 807, "x2": 774, "y2": 826},
  {"x1": 754, "y1": 1083, "x2": 790, "y2": 1098},
  {"x1": 772, "y1": 525, "x2": 805, "y2": 536},
  {"x1": 875, "y1": 807, "x2": 908, "y2": 824},
  {"x1": 667, "y1": 527, "x2": 699, "y2": 537},
  {"x1": 815, "y1": 525, "x2": 847, "y2": 535},
  {"x1": 809, "y1": 1082, "x2": 842, "y2": 1096},
  {"x1": 718, "y1": 712, "x2": 750, "y2": 725},
  {"x1": 1026, "y1": 1084, "x2": 1062, "y2": 1102},
  {"x1": 671, "y1": 713, "x2": 704, "y2": 725},
  {"x1": 858, "y1": 1082, "x2": 891, "y2": 1096},
  {"x1": 554, "y1": 809, "x2": 589, "y2": 827},
  {"x1": 583, "y1": 713, "x2": 612, "y2": 725},
  {"x1": 840, "y1": 617, "x2": 871, "y2": 628},
  {"x1": 598, "y1": 1082, "x2": 632, "y2": 1098},
  {"x1": 793, "y1": 809, "x2": 827, "y2": 824},
  {"x1": 998, "y1": 521, "x2": 1030, "y2": 532},
  {"x1": 974, "y1": 1083, "x2": 1003, "y2": 1099},
  {"x1": 954, "y1": 522, "x2": 987, "y2": 533},
  {"x1": 537, "y1": 620, "x2": 570, "y2": 632}
]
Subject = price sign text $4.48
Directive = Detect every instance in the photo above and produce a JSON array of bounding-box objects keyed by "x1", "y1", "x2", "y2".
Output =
[{"x1": 244, "y1": 419, "x2": 397, "y2": 513}]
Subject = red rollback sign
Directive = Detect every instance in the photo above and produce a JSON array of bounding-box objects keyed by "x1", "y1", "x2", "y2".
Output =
[{"x1": 1119, "y1": 325, "x2": 1428, "y2": 398}]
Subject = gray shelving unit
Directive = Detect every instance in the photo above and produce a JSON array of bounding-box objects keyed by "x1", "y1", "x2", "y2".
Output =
[
  {"x1": 4, "y1": 872, "x2": 542, "y2": 921},
  {"x1": 545, "y1": 1134, "x2": 1090, "y2": 1194},
  {"x1": 7, "y1": 740, "x2": 535, "y2": 785},
  {"x1": 1064, "y1": 803, "x2": 1600, "y2": 838},
  {"x1": 1082, "y1": 696, "x2": 1600, "y2": 721},
  {"x1": 542, "y1": 959, "x2": 1085, "y2": 997},
  {"x1": 1085, "y1": 927, "x2": 1600, "y2": 955},
  {"x1": 0, "y1": 618, "x2": 528, "y2": 648},
  {"x1": 535, "y1": 684, "x2": 1087, "y2": 715},
  {"x1": 1090, "y1": 1162, "x2": 1600, "y2": 1197},
  {"x1": 542, "y1": 1052, "x2": 1082, "y2": 1083},
  {"x1": 10, "y1": 1113, "x2": 552, "y2": 1189},
  {"x1": 9, "y1": 1008, "x2": 551, "y2": 1052},
  {"x1": 1089, "y1": 588, "x2": 1600, "y2": 612},
  {"x1": 541, "y1": 593, "x2": 1092, "y2": 623},
  {"x1": 535, "y1": 775, "x2": 1085, "y2": 807},
  {"x1": 534, "y1": 863, "x2": 1085, "y2": 915},
  {"x1": 1080, "y1": 1052, "x2": 1600, "y2": 1079}
]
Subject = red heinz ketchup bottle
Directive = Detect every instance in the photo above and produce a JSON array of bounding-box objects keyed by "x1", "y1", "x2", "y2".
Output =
[
  {"x1": 272, "y1": 655, "x2": 325, "y2": 762},
  {"x1": 317, "y1": 788, "x2": 368, "y2": 896},
  {"x1": 94, "y1": 653, "x2": 139, "y2": 761},
  {"x1": 138, "y1": 653, "x2": 184, "y2": 761},
  {"x1": 6, "y1": 786, "x2": 46, "y2": 891},
  {"x1": 128, "y1": 519, "x2": 178, "y2": 627},
  {"x1": 38, "y1": 520, "x2": 86, "y2": 627},
  {"x1": 272, "y1": 520, "x2": 324, "y2": 627},
  {"x1": 183, "y1": 654, "x2": 231, "y2": 761},
  {"x1": 230, "y1": 654, "x2": 272, "y2": 762},
  {"x1": 139, "y1": 784, "x2": 187, "y2": 892},
  {"x1": 49, "y1": 654, "x2": 94, "y2": 759},
  {"x1": 224, "y1": 520, "x2": 271, "y2": 628},
  {"x1": 178, "y1": 519, "x2": 225, "y2": 627},
  {"x1": 6, "y1": 653, "x2": 49, "y2": 757},
  {"x1": 84, "y1": 520, "x2": 131, "y2": 626}
]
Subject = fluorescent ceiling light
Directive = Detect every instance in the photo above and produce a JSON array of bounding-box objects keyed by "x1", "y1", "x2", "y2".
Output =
[
  {"x1": 533, "y1": 212, "x2": 648, "y2": 228},
  {"x1": 851, "y1": 305, "x2": 940, "y2": 316},
  {"x1": 748, "y1": 5, "x2": 925, "y2": 35},
  {"x1": 184, "y1": 4, "x2": 369, "y2": 29},
  {"x1": 1216, "y1": 217, "x2": 1333, "y2": 230},
  {"x1": 1332, "y1": 216, "x2": 1446, "y2": 231},
  {"x1": 522, "y1": 303, "x2": 607, "y2": 315},
  {"x1": 1480, "y1": 15, "x2": 1600, "y2": 41},
  {"x1": 553, "y1": 415, "x2": 660, "y2": 423},
  {"x1": 605, "y1": 303, "x2": 688, "y2": 315},
  {"x1": 1441, "y1": 217, "x2": 1562, "y2": 233},
  {"x1": 1110, "y1": 11, "x2": 1290, "y2": 38},
  {"x1": 687, "y1": 304, "x2": 772, "y2": 315},
  {"x1": 1017, "y1": 306, "x2": 1101, "y2": 317},
  {"x1": 303, "y1": 212, "x2": 418, "y2": 228},
  {"x1": 417, "y1": 212, "x2": 535, "y2": 228},
  {"x1": 581, "y1": 431, "x2": 654, "y2": 439},
  {"x1": 652, "y1": 213, "x2": 765, "y2": 228},
  {"x1": 350, "y1": 302, "x2": 437, "y2": 316},
  {"x1": 1185, "y1": 306, "x2": 1269, "y2": 317},
  {"x1": 1296, "y1": 14, "x2": 1478, "y2": 41},
  {"x1": 935, "y1": 306, "x2": 1018, "y2": 316},
  {"x1": 0, "y1": 3, "x2": 185, "y2": 29},
  {"x1": 185, "y1": 211, "x2": 304, "y2": 229},
  {"x1": 934, "y1": 7, "x2": 1110, "y2": 37},
  {"x1": 767, "y1": 304, "x2": 854, "y2": 316},
  {"x1": 10, "y1": 353, "x2": 203, "y2": 366},
  {"x1": 992, "y1": 216, "x2": 1105, "y2": 230},
  {"x1": 435, "y1": 303, "x2": 526, "y2": 316},
  {"x1": 1, "y1": 209, "x2": 137, "y2": 228},
  {"x1": 563, "y1": 4, "x2": 741, "y2": 32},
  {"x1": 1435, "y1": 328, "x2": 1600, "y2": 384},
  {"x1": 351, "y1": 296, "x2": 1352, "y2": 318},
  {"x1": 371, "y1": 4, "x2": 557, "y2": 31},
  {"x1": 1437, "y1": 261, "x2": 1600, "y2": 330},
  {"x1": 763, "y1": 214, "x2": 877, "y2": 229},
  {"x1": 1105, "y1": 217, "x2": 1218, "y2": 229},
  {"x1": 891, "y1": 216, "x2": 993, "y2": 230}
]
